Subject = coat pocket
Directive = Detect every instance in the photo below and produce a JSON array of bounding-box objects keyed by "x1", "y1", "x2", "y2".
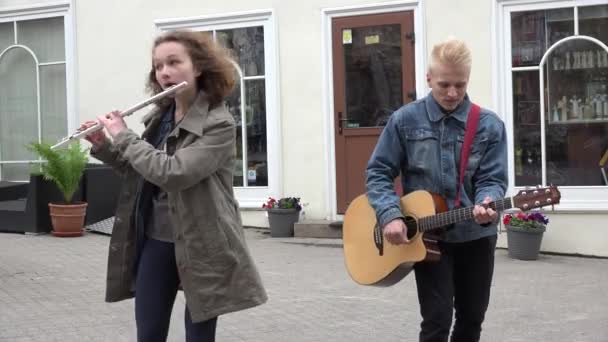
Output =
[{"x1": 185, "y1": 220, "x2": 232, "y2": 261}]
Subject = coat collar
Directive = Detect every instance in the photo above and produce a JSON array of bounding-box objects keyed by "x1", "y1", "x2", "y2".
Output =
[
  {"x1": 425, "y1": 93, "x2": 472, "y2": 123},
  {"x1": 170, "y1": 92, "x2": 210, "y2": 138},
  {"x1": 141, "y1": 91, "x2": 210, "y2": 138}
]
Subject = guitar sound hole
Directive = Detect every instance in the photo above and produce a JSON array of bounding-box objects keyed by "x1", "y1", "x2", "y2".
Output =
[{"x1": 404, "y1": 216, "x2": 418, "y2": 240}]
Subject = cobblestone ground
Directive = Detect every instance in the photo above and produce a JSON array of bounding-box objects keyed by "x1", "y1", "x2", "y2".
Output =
[{"x1": 1, "y1": 229, "x2": 607, "y2": 341}]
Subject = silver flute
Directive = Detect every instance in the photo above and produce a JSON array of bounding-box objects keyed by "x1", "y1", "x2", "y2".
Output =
[{"x1": 51, "y1": 81, "x2": 188, "y2": 149}]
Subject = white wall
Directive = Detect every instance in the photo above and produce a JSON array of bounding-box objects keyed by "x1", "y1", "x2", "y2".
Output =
[
  {"x1": 424, "y1": 0, "x2": 494, "y2": 111},
  {"x1": 6, "y1": 0, "x2": 604, "y2": 255},
  {"x1": 74, "y1": 0, "x2": 498, "y2": 223}
]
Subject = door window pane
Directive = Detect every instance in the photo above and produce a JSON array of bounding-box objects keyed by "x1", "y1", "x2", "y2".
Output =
[
  {"x1": 17, "y1": 17, "x2": 65, "y2": 62},
  {"x1": 40, "y1": 64, "x2": 67, "y2": 143},
  {"x1": 245, "y1": 79, "x2": 267, "y2": 186},
  {"x1": 0, "y1": 164, "x2": 31, "y2": 182},
  {"x1": 513, "y1": 71, "x2": 542, "y2": 186},
  {"x1": 343, "y1": 24, "x2": 403, "y2": 127},
  {"x1": 0, "y1": 17, "x2": 68, "y2": 181},
  {"x1": 215, "y1": 26, "x2": 268, "y2": 188},
  {"x1": 217, "y1": 27, "x2": 265, "y2": 77},
  {"x1": 579, "y1": 5, "x2": 608, "y2": 46},
  {"x1": 545, "y1": 39, "x2": 608, "y2": 186},
  {"x1": 511, "y1": 8, "x2": 574, "y2": 67},
  {"x1": 0, "y1": 48, "x2": 38, "y2": 162},
  {"x1": 225, "y1": 81, "x2": 243, "y2": 186},
  {"x1": 0, "y1": 22, "x2": 13, "y2": 53}
]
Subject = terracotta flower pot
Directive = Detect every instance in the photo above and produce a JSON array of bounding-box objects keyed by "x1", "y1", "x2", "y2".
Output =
[{"x1": 48, "y1": 202, "x2": 88, "y2": 237}]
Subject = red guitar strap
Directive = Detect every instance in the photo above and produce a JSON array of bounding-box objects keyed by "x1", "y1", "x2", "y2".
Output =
[{"x1": 454, "y1": 103, "x2": 481, "y2": 208}]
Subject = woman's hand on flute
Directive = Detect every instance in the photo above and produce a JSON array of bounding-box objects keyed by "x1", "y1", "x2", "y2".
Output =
[
  {"x1": 80, "y1": 120, "x2": 106, "y2": 148},
  {"x1": 97, "y1": 110, "x2": 127, "y2": 138}
]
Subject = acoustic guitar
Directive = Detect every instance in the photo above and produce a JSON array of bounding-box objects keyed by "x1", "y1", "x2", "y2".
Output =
[{"x1": 343, "y1": 186, "x2": 561, "y2": 286}]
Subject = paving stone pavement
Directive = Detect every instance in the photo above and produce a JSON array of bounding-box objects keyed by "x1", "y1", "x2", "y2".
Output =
[{"x1": 1, "y1": 228, "x2": 607, "y2": 342}]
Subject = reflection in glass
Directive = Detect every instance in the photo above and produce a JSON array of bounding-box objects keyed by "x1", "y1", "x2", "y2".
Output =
[
  {"x1": 0, "y1": 164, "x2": 30, "y2": 182},
  {"x1": 17, "y1": 17, "x2": 65, "y2": 63},
  {"x1": 40, "y1": 64, "x2": 67, "y2": 144},
  {"x1": 0, "y1": 48, "x2": 38, "y2": 163},
  {"x1": 544, "y1": 39, "x2": 608, "y2": 186},
  {"x1": 216, "y1": 26, "x2": 268, "y2": 188},
  {"x1": 579, "y1": 5, "x2": 608, "y2": 46},
  {"x1": 343, "y1": 24, "x2": 403, "y2": 128},
  {"x1": 512, "y1": 71, "x2": 542, "y2": 186},
  {"x1": 225, "y1": 82, "x2": 243, "y2": 186},
  {"x1": 0, "y1": 22, "x2": 14, "y2": 53},
  {"x1": 245, "y1": 80, "x2": 267, "y2": 186},
  {"x1": 217, "y1": 27, "x2": 265, "y2": 77},
  {"x1": 511, "y1": 8, "x2": 574, "y2": 67}
]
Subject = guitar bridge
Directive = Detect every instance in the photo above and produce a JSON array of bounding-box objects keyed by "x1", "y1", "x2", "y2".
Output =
[{"x1": 373, "y1": 223, "x2": 384, "y2": 256}]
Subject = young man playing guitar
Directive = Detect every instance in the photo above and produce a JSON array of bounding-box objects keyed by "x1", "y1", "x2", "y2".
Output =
[{"x1": 365, "y1": 38, "x2": 508, "y2": 341}]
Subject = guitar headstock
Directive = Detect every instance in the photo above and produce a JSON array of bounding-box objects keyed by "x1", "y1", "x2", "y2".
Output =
[{"x1": 513, "y1": 185, "x2": 561, "y2": 211}]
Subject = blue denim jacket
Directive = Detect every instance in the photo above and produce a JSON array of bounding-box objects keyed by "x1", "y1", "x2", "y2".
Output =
[{"x1": 365, "y1": 93, "x2": 508, "y2": 242}]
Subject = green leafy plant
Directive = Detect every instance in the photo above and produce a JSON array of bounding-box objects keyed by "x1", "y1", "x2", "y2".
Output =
[
  {"x1": 28, "y1": 142, "x2": 89, "y2": 204},
  {"x1": 262, "y1": 197, "x2": 302, "y2": 210}
]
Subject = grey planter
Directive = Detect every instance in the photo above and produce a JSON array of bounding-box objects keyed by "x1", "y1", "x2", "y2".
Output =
[
  {"x1": 506, "y1": 225, "x2": 545, "y2": 260},
  {"x1": 267, "y1": 208, "x2": 300, "y2": 237}
]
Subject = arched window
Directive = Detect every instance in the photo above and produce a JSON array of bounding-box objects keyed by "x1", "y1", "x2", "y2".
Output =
[
  {"x1": 0, "y1": 17, "x2": 68, "y2": 181},
  {"x1": 539, "y1": 36, "x2": 608, "y2": 186}
]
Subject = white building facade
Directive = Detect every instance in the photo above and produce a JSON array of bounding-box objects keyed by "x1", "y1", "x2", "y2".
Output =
[{"x1": 1, "y1": 0, "x2": 607, "y2": 256}]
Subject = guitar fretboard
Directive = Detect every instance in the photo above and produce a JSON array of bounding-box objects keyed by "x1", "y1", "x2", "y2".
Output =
[{"x1": 418, "y1": 198, "x2": 513, "y2": 232}]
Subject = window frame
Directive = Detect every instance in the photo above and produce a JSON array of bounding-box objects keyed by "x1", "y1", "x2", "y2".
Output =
[
  {"x1": 0, "y1": 1, "x2": 77, "y2": 181},
  {"x1": 154, "y1": 9, "x2": 281, "y2": 208},
  {"x1": 494, "y1": 0, "x2": 608, "y2": 211}
]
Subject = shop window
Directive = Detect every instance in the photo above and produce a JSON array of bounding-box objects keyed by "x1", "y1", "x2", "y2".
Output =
[{"x1": 510, "y1": 5, "x2": 608, "y2": 187}]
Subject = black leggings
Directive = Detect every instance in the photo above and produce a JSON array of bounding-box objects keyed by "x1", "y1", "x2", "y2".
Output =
[{"x1": 135, "y1": 238, "x2": 217, "y2": 342}]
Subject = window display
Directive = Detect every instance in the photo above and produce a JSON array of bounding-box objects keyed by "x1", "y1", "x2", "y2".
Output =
[{"x1": 511, "y1": 5, "x2": 608, "y2": 187}]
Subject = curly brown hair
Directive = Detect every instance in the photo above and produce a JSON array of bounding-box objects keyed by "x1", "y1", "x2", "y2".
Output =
[{"x1": 146, "y1": 30, "x2": 237, "y2": 107}]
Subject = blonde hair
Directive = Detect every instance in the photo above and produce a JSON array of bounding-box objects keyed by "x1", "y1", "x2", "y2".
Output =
[{"x1": 429, "y1": 38, "x2": 472, "y2": 71}]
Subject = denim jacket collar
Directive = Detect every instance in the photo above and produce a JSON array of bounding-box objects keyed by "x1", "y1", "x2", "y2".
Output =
[{"x1": 425, "y1": 93, "x2": 472, "y2": 123}]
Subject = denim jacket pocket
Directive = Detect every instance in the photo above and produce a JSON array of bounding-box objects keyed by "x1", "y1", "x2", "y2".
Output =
[
  {"x1": 455, "y1": 134, "x2": 488, "y2": 172},
  {"x1": 404, "y1": 128, "x2": 439, "y2": 173}
]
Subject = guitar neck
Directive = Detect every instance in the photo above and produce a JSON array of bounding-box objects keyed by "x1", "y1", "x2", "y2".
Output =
[{"x1": 419, "y1": 197, "x2": 514, "y2": 232}]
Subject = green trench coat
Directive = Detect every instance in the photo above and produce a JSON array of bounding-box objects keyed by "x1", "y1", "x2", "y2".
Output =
[{"x1": 91, "y1": 92, "x2": 267, "y2": 323}]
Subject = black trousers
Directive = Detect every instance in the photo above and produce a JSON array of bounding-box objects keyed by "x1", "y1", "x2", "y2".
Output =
[
  {"x1": 413, "y1": 235, "x2": 497, "y2": 342},
  {"x1": 135, "y1": 238, "x2": 217, "y2": 342}
]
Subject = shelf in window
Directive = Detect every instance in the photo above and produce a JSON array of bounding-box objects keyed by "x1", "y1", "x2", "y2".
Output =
[
  {"x1": 548, "y1": 118, "x2": 608, "y2": 124},
  {"x1": 546, "y1": 18, "x2": 574, "y2": 23},
  {"x1": 549, "y1": 67, "x2": 608, "y2": 73}
]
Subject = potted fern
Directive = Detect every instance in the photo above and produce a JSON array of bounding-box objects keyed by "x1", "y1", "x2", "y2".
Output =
[{"x1": 28, "y1": 141, "x2": 89, "y2": 237}]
